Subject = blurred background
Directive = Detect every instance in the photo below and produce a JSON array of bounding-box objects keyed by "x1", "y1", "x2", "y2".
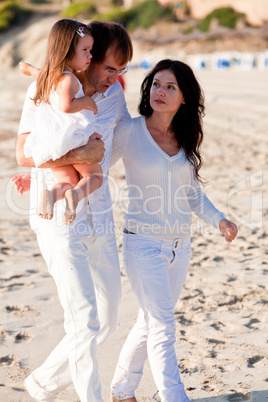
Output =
[{"x1": 0, "y1": 0, "x2": 268, "y2": 72}]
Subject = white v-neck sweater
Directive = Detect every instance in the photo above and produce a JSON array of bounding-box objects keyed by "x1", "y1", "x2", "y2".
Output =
[{"x1": 111, "y1": 116, "x2": 226, "y2": 239}]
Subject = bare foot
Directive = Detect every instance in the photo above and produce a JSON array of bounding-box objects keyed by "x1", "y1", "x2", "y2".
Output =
[
  {"x1": 109, "y1": 396, "x2": 137, "y2": 402},
  {"x1": 19, "y1": 61, "x2": 32, "y2": 76},
  {"x1": 64, "y1": 189, "x2": 79, "y2": 225},
  {"x1": 39, "y1": 189, "x2": 54, "y2": 220}
]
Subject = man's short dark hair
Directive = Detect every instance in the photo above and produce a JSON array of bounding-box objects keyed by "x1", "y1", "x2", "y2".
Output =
[{"x1": 89, "y1": 20, "x2": 133, "y2": 65}]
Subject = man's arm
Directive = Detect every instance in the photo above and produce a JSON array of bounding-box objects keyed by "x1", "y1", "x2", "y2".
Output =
[
  {"x1": 16, "y1": 133, "x2": 105, "y2": 168},
  {"x1": 116, "y1": 82, "x2": 131, "y2": 124}
]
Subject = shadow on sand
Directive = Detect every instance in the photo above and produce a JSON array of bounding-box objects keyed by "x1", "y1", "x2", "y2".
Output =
[{"x1": 191, "y1": 389, "x2": 268, "y2": 401}]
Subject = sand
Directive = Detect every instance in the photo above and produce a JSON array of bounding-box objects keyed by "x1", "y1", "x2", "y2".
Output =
[{"x1": 0, "y1": 39, "x2": 268, "y2": 402}]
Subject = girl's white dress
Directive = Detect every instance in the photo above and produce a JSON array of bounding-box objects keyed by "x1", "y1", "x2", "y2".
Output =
[{"x1": 24, "y1": 72, "x2": 102, "y2": 167}]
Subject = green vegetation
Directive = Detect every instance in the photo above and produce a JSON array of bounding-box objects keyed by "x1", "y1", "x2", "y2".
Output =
[
  {"x1": 198, "y1": 7, "x2": 246, "y2": 32},
  {"x1": 0, "y1": 1, "x2": 31, "y2": 31},
  {"x1": 0, "y1": 1, "x2": 251, "y2": 35},
  {"x1": 92, "y1": 0, "x2": 176, "y2": 30},
  {"x1": 63, "y1": 2, "x2": 96, "y2": 19},
  {"x1": 184, "y1": 25, "x2": 194, "y2": 34},
  {"x1": 0, "y1": 0, "x2": 175, "y2": 33},
  {"x1": 30, "y1": 0, "x2": 48, "y2": 4},
  {"x1": 92, "y1": 6, "x2": 134, "y2": 26}
]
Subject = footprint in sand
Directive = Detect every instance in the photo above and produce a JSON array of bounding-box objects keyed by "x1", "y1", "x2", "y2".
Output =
[
  {"x1": 0, "y1": 328, "x2": 8, "y2": 343},
  {"x1": 0, "y1": 246, "x2": 11, "y2": 255},
  {"x1": 0, "y1": 355, "x2": 16, "y2": 366},
  {"x1": 5, "y1": 305, "x2": 39, "y2": 317},
  {"x1": 26, "y1": 269, "x2": 39, "y2": 274},
  {"x1": 15, "y1": 332, "x2": 31, "y2": 343},
  {"x1": 247, "y1": 355, "x2": 263, "y2": 368},
  {"x1": 213, "y1": 255, "x2": 224, "y2": 262},
  {"x1": 0, "y1": 282, "x2": 31, "y2": 292},
  {"x1": 245, "y1": 318, "x2": 261, "y2": 329},
  {"x1": 6, "y1": 305, "x2": 29, "y2": 312},
  {"x1": 218, "y1": 296, "x2": 243, "y2": 307},
  {"x1": 227, "y1": 276, "x2": 237, "y2": 282},
  {"x1": 174, "y1": 313, "x2": 193, "y2": 326},
  {"x1": 207, "y1": 338, "x2": 226, "y2": 345},
  {"x1": 0, "y1": 274, "x2": 27, "y2": 289},
  {"x1": 227, "y1": 392, "x2": 252, "y2": 401},
  {"x1": 2, "y1": 274, "x2": 25, "y2": 282},
  {"x1": 210, "y1": 321, "x2": 225, "y2": 331}
]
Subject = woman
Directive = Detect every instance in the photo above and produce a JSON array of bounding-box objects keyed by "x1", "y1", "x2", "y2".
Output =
[{"x1": 109, "y1": 59, "x2": 237, "y2": 402}]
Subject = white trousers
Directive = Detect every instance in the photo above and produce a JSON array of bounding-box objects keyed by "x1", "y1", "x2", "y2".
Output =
[
  {"x1": 25, "y1": 231, "x2": 121, "y2": 402},
  {"x1": 111, "y1": 233, "x2": 191, "y2": 402}
]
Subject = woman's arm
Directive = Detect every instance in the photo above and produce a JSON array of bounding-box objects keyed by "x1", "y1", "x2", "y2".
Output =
[{"x1": 188, "y1": 180, "x2": 237, "y2": 242}]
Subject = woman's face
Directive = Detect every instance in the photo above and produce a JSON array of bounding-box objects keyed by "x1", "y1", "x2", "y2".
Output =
[{"x1": 149, "y1": 69, "x2": 184, "y2": 114}]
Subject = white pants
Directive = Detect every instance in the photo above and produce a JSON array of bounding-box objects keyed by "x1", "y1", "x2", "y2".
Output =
[
  {"x1": 111, "y1": 233, "x2": 191, "y2": 402},
  {"x1": 25, "y1": 232, "x2": 121, "y2": 402}
]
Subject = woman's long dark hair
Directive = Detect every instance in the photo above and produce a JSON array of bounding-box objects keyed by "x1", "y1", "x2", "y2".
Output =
[{"x1": 139, "y1": 59, "x2": 205, "y2": 181}]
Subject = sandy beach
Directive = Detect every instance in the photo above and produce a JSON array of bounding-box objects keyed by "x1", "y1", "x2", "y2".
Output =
[{"x1": 1, "y1": 16, "x2": 268, "y2": 401}]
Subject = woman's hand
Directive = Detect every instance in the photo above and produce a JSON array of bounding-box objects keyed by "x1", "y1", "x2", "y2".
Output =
[
  {"x1": 12, "y1": 173, "x2": 31, "y2": 195},
  {"x1": 219, "y1": 219, "x2": 238, "y2": 242}
]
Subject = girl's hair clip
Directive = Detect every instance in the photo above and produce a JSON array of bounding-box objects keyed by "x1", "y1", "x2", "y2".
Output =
[{"x1": 76, "y1": 26, "x2": 85, "y2": 37}]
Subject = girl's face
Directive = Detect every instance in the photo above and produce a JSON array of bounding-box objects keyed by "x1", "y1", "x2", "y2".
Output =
[
  {"x1": 67, "y1": 34, "x2": 94, "y2": 72},
  {"x1": 150, "y1": 69, "x2": 185, "y2": 114}
]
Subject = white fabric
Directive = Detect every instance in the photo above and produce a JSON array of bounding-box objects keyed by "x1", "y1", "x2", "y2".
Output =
[
  {"x1": 24, "y1": 72, "x2": 102, "y2": 167},
  {"x1": 110, "y1": 116, "x2": 226, "y2": 240},
  {"x1": 111, "y1": 232, "x2": 191, "y2": 402},
  {"x1": 18, "y1": 80, "x2": 130, "y2": 238},
  {"x1": 24, "y1": 231, "x2": 121, "y2": 402},
  {"x1": 18, "y1": 79, "x2": 129, "y2": 401}
]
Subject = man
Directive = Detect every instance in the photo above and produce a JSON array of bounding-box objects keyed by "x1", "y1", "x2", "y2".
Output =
[{"x1": 16, "y1": 20, "x2": 133, "y2": 402}]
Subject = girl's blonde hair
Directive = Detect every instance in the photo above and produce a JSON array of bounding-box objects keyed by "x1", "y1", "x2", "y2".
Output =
[{"x1": 33, "y1": 19, "x2": 92, "y2": 105}]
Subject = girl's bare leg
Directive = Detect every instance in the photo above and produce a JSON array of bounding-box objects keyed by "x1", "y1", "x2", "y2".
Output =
[
  {"x1": 38, "y1": 166, "x2": 79, "y2": 221},
  {"x1": 38, "y1": 189, "x2": 54, "y2": 219},
  {"x1": 64, "y1": 188, "x2": 81, "y2": 225},
  {"x1": 63, "y1": 163, "x2": 103, "y2": 225},
  {"x1": 40, "y1": 164, "x2": 102, "y2": 224}
]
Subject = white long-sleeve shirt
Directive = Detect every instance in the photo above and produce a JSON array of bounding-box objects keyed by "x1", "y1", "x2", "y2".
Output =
[{"x1": 110, "y1": 116, "x2": 226, "y2": 239}]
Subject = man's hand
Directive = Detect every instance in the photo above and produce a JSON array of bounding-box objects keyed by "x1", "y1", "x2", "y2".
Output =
[
  {"x1": 76, "y1": 133, "x2": 105, "y2": 164},
  {"x1": 219, "y1": 219, "x2": 238, "y2": 242}
]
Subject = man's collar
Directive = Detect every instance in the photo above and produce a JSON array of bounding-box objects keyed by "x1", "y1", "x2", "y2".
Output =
[{"x1": 92, "y1": 91, "x2": 106, "y2": 100}]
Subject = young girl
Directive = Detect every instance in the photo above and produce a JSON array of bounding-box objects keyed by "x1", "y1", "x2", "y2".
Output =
[{"x1": 22, "y1": 19, "x2": 103, "y2": 225}]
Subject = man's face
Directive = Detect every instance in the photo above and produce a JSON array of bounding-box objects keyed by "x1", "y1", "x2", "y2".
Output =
[{"x1": 87, "y1": 47, "x2": 128, "y2": 93}]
